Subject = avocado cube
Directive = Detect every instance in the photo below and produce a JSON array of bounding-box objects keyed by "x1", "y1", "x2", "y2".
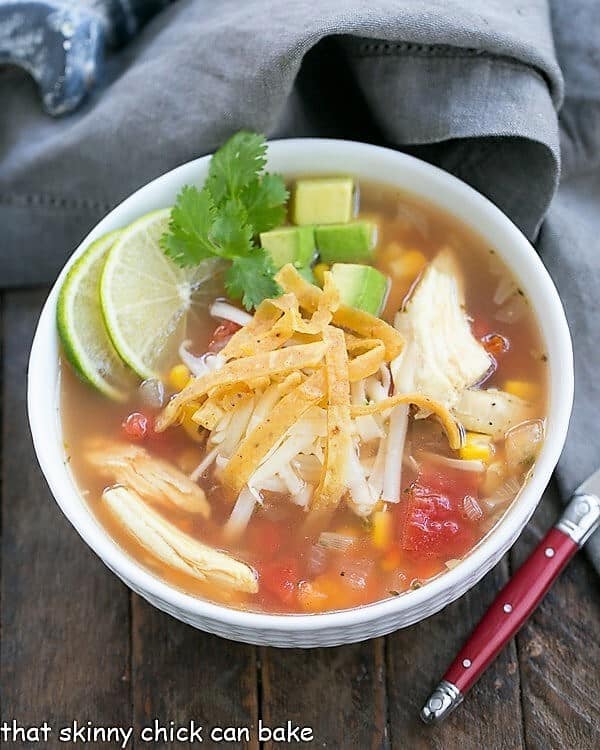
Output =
[
  {"x1": 330, "y1": 263, "x2": 389, "y2": 316},
  {"x1": 259, "y1": 226, "x2": 315, "y2": 270},
  {"x1": 291, "y1": 178, "x2": 354, "y2": 225},
  {"x1": 315, "y1": 221, "x2": 376, "y2": 263}
]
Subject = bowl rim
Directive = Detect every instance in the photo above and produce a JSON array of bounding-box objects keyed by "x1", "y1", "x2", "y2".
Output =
[{"x1": 28, "y1": 138, "x2": 574, "y2": 632}]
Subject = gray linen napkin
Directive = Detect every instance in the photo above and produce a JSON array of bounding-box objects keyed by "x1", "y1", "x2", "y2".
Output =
[{"x1": 1, "y1": 0, "x2": 598, "y2": 567}]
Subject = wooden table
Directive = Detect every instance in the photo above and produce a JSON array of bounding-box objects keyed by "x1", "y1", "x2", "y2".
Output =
[{"x1": 2, "y1": 289, "x2": 599, "y2": 749}]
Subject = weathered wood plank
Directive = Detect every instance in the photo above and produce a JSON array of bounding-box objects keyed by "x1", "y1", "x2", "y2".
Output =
[
  {"x1": 260, "y1": 639, "x2": 389, "y2": 750},
  {"x1": 511, "y1": 482, "x2": 600, "y2": 750},
  {"x1": 131, "y1": 595, "x2": 259, "y2": 749},
  {"x1": 386, "y1": 558, "x2": 524, "y2": 750},
  {"x1": 0, "y1": 290, "x2": 131, "y2": 745}
]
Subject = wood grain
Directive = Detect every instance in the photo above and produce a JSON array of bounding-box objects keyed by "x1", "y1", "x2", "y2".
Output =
[
  {"x1": 0, "y1": 291, "x2": 131, "y2": 746},
  {"x1": 131, "y1": 595, "x2": 259, "y2": 749},
  {"x1": 260, "y1": 639, "x2": 389, "y2": 749},
  {"x1": 386, "y1": 558, "x2": 524, "y2": 750},
  {"x1": 511, "y1": 483, "x2": 600, "y2": 750},
  {"x1": 1, "y1": 288, "x2": 598, "y2": 750}
]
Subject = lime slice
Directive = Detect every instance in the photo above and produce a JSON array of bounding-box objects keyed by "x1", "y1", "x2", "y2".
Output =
[
  {"x1": 57, "y1": 230, "x2": 136, "y2": 401},
  {"x1": 100, "y1": 209, "x2": 222, "y2": 380}
]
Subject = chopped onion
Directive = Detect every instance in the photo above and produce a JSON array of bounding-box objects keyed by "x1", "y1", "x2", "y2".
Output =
[
  {"x1": 210, "y1": 299, "x2": 253, "y2": 327},
  {"x1": 494, "y1": 293, "x2": 528, "y2": 324},
  {"x1": 223, "y1": 486, "x2": 260, "y2": 539},
  {"x1": 307, "y1": 544, "x2": 328, "y2": 576},
  {"x1": 189, "y1": 446, "x2": 219, "y2": 481},
  {"x1": 292, "y1": 454, "x2": 322, "y2": 484},
  {"x1": 178, "y1": 341, "x2": 225, "y2": 377},
  {"x1": 483, "y1": 476, "x2": 521, "y2": 510},
  {"x1": 505, "y1": 419, "x2": 544, "y2": 470},
  {"x1": 493, "y1": 276, "x2": 518, "y2": 305},
  {"x1": 462, "y1": 494, "x2": 483, "y2": 521},
  {"x1": 139, "y1": 378, "x2": 165, "y2": 408},
  {"x1": 419, "y1": 451, "x2": 485, "y2": 473},
  {"x1": 318, "y1": 532, "x2": 355, "y2": 551}
]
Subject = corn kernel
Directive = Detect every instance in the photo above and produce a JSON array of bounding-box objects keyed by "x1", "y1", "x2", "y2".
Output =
[
  {"x1": 168, "y1": 364, "x2": 191, "y2": 391},
  {"x1": 313, "y1": 262, "x2": 330, "y2": 287},
  {"x1": 459, "y1": 431, "x2": 494, "y2": 462},
  {"x1": 387, "y1": 249, "x2": 428, "y2": 281},
  {"x1": 180, "y1": 404, "x2": 203, "y2": 442},
  {"x1": 372, "y1": 511, "x2": 392, "y2": 550},
  {"x1": 503, "y1": 379, "x2": 540, "y2": 402}
]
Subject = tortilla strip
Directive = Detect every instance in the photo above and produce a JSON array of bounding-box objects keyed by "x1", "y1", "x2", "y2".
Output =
[
  {"x1": 350, "y1": 392, "x2": 464, "y2": 450},
  {"x1": 192, "y1": 398, "x2": 226, "y2": 430},
  {"x1": 275, "y1": 264, "x2": 403, "y2": 360},
  {"x1": 156, "y1": 341, "x2": 327, "y2": 431},
  {"x1": 347, "y1": 340, "x2": 386, "y2": 382},
  {"x1": 220, "y1": 297, "x2": 295, "y2": 359},
  {"x1": 222, "y1": 370, "x2": 327, "y2": 494},
  {"x1": 311, "y1": 326, "x2": 352, "y2": 514}
]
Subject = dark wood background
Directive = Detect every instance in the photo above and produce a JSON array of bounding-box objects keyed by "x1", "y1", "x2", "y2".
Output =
[{"x1": 2, "y1": 289, "x2": 599, "y2": 749}]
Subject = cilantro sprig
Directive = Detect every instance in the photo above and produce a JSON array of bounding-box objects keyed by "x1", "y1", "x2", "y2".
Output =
[{"x1": 160, "y1": 132, "x2": 288, "y2": 310}]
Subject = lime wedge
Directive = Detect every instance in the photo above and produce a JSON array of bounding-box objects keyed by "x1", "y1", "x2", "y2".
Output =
[
  {"x1": 100, "y1": 209, "x2": 222, "y2": 380},
  {"x1": 57, "y1": 230, "x2": 136, "y2": 401}
]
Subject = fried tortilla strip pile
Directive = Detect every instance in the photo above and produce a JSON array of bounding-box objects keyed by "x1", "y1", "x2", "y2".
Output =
[{"x1": 155, "y1": 262, "x2": 470, "y2": 521}]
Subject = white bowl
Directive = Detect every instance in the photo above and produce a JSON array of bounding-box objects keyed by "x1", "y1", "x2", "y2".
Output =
[{"x1": 28, "y1": 140, "x2": 573, "y2": 647}]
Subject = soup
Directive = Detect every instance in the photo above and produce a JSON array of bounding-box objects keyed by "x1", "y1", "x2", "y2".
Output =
[{"x1": 59, "y1": 134, "x2": 548, "y2": 614}]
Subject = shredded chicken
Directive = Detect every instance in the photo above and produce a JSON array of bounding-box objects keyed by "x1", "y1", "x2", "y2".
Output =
[
  {"x1": 395, "y1": 249, "x2": 491, "y2": 412},
  {"x1": 454, "y1": 388, "x2": 534, "y2": 439},
  {"x1": 102, "y1": 487, "x2": 257, "y2": 592},
  {"x1": 87, "y1": 440, "x2": 210, "y2": 517}
]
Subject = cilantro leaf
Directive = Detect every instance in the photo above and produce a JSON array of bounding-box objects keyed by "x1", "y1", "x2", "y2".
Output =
[
  {"x1": 160, "y1": 186, "x2": 216, "y2": 266},
  {"x1": 225, "y1": 254, "x2": 280, "y2": 310},
  {"x1": 210, "y1": 199, "x2": 254, "y2": 258},
  {"x1": 160, "y1": 131, "x2": 290, "y2": 310},
  {"x1": 241, "y1": 173, "x2": 289, "y2": 234},
  {"x1": 207, "y1": 131, "x2": 267, "y2": 204}
]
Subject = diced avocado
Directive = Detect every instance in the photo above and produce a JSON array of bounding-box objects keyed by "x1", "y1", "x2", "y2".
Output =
[
  {"x1": 315, "y1": 221, "x2": 376, "y2": 263},
  {"x1": 291, "y1": 178, "x2": 354, "y2": 225},
  {"x1": 330, "y1": 263, "x2": 389, "y2": 316},
  {"x1": 259, "y1": 226, "x2": 315, "y2": 270}
]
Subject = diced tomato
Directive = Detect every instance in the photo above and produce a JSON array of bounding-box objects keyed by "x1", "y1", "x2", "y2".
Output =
[
  {"x1": 208, "y1": 320, "x2": 242, "y2": 352},
  {"x1": 248, "y1": 519, "x2": 282, "y2": 560},
  {"x1": 122, "y1": 412, "x2": 152, "y2": 441},
  {"x1": 260, "y1": 559, "x2": 299, "y2": 605},
  {"x1": 481, "y1": 332, "x2": 510, "y2": 357},
  {"x1": 419, "y1": 463, "x2": 480, "y2": 502},
  {"x1": 395, "y1": 464, "x2": 479, "y2": 558}
]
